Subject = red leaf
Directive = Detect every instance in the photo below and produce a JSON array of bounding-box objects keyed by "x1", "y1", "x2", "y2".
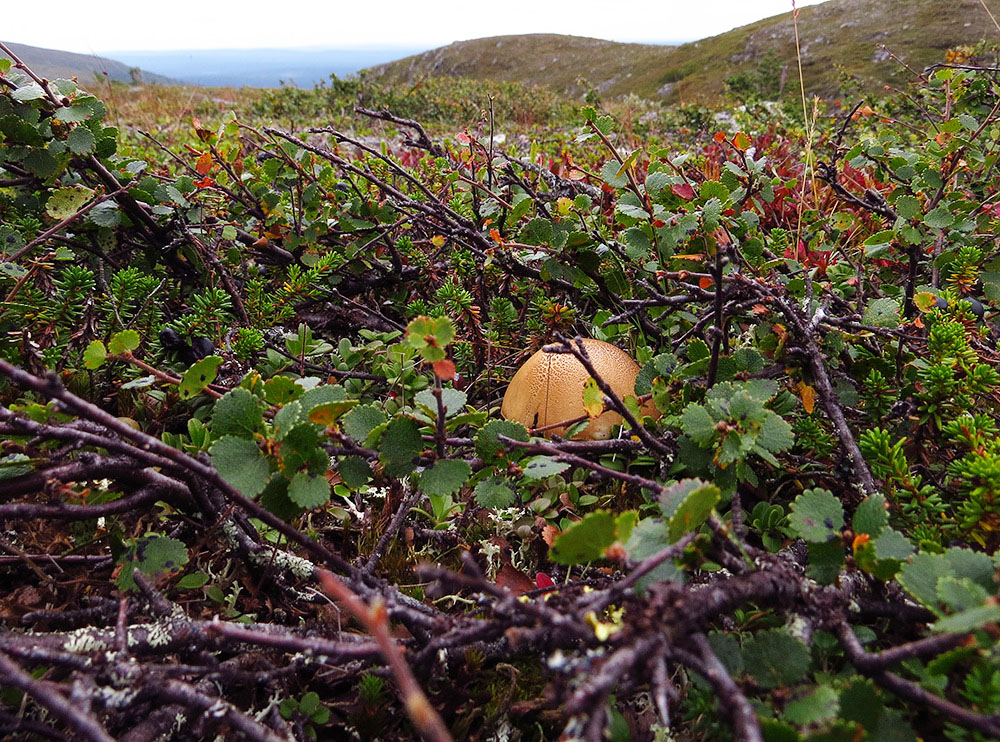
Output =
[
  {"x1": 432, "y1": 359, "x2": 455, "y2": 381},
  {"x1": 713, "y1": 131, "x2": 727, "y2": 143},
  {"x1": 496, "y1": 564, "x2": 534, "y2": 594},
  {"x1": 489, "y1": 228, "x2": 503, "y2": 244},
  {"x1": 535, "y1": 572, "x2": 555, "y2": 589},
  {"x1": 671, "y1": 183, "x2": 695, "y2": 200}
]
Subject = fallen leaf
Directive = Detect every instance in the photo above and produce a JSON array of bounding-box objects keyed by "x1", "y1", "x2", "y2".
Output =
[{"x1": 496, "y1": 564, "x2": 534, "y2": 594}]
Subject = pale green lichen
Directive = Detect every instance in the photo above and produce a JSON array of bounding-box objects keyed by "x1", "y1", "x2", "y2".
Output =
[{"x1": 64, "y1": 627, "x2": 111, "y2": 654}]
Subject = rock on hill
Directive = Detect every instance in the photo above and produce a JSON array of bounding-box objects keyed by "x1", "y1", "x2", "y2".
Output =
[
  {"x1": 368, "y1": 0, "x2": 998, "y2": 100},
  {"x1": 0, "y1": 41, "x2": 177, "y2": 86}
]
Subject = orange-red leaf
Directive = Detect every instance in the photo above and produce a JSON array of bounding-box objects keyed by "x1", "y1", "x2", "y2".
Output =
[
  {"x1": 432, "y1": 359, "x2": 455, "y2": 381},
  {"x1": 195, "y1": 152, "x2": 213, "y2": 175}
]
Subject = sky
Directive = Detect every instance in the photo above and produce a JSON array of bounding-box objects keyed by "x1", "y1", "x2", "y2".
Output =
[{"x1": 8, "y1": 0, "x2": 827, "y2": 53}]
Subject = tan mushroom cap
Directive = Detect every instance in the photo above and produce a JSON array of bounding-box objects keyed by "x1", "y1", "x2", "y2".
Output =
[{"x1": 500, "y1": 338, "x2": 660, "y2": 441}]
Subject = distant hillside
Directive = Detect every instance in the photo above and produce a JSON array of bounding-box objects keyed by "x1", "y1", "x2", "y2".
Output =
[
  {"x1": 368, "y1": 0, "x2": 1000, "y2": 100},
  {"x1": 659, "y1": 0, "x2": 998, "y2": 101},
  {"x1": 368, "y1": 35, "x2": 676, "y2": 100},
  {"x1": 0, "y1": 42, "x2": 177, "y2": 86}
]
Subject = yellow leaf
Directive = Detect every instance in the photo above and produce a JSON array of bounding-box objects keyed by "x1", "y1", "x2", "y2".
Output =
[
  {"x1": 308, "y1": 399, "x2": 359, "y2": 425},
  {"x1": 798, "y1": 382, "x2": 816, "y2": 415},
  {"x1": 913, "y1": 291, "x2": 937, "y2": 313},
  {"x1": 582, "y1": 377, "x2": 604, "y2": 419}
]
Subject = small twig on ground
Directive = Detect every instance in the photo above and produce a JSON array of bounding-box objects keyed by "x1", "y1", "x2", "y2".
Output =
[{"x1": 319, "y1": 570, "x2": 454, "y2": 742}]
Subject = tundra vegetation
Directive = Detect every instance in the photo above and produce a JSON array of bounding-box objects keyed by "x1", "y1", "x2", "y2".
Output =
[{"x1": 3, "y1": 37, "x2": 1000, "y2": 742}]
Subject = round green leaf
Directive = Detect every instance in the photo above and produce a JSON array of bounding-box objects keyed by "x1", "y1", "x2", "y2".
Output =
[
  {"x1": 551, "y1": 510, "x2": 617, "y2": 565},
  {"x1": 83, "y1": 340, "x2": 107, "y2": 370},
  {"x1": 666, "y1": 480, "x2": 720, "y2": 543},
  {"x1": 108, "y1": 329, "x2": 141, "y2": 355},
  {"x1": 337, "y1": 456, "x2": 371, "y2": 488},
  {"x1": 46, "y1": 186, "x2": 93, "y2": 220},
  {"x1": 420, "y1": 458, "x2": 471, "y2": 497},
  {"x1": 742, "y1": 629, "x2": 811, "y2": 688},
  {"x1": 342, "y1": 404, "x2": 388, "y2": 444},
  {"x1": 287, "y1": 472, "x2": 330, "y2": 509},
  {"x1": 210, "y1": 435, "x2": 269, "y2": 497},
  {"x1": 178, "y1": 355, "x2": 223, "y2": 400},
  {"x1": 475, "y1": 419, "x2": 528, "y2": 460},
  {"x1": 853, "y1": 494, "x2": 889, "y2": 538},
  {"x1": 521, "y1": 455, "x2": 570, "y2": 481},
  {"x1": 788, "y1": 488, "x2": 844, "y2": 543},
  {"x1": 212, "y1": 388, "x2": 265, "y2": 438},
  {"x1": 379, "y1": 416, "x2": 422, "y2": 478},
  {"x1": 474, "y1": 476, "x2": 518, "y2": 509}
]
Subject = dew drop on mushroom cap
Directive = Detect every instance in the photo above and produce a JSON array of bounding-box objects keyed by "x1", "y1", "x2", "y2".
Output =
[{"x1": 500, "y1": 338, "x2": 659, "y2": 441}]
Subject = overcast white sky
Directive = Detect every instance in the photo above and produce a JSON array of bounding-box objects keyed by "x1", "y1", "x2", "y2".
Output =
[{"x1": 9, "y1": 0, "x2": 826, "y2": 53}]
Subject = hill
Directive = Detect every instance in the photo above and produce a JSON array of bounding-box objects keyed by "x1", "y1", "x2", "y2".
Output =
[
  {"x1": 368, "y1": 0, "x2": 999, "y2": 100},
  {"x1": 0, "y1": 41, "x2": 177, "y2": 86},
  {"x1": 367, "y1": 34, "x2": 676, "y2": 100}
]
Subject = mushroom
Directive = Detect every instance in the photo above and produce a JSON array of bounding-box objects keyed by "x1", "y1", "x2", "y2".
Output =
[{"x1": 500, "y1": 338, "x2": 659, "y2": 440}]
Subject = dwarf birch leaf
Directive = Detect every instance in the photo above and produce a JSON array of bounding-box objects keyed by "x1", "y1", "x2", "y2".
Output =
[
  {"x1": 287, "y1": 471, "x2": 329, "y2": 509},
  {"x1": 414, "y1": 387, "x2": 468, "y2": 418},
  {"x1": 210, "y1": 436, "x2": 269, "y2": 497},
  {"x1": 475, "y1": 420, "x2": 528, "y2": 460},
  {"x1": 83, "y1": 340, "x2": 107, "y2": 369},
  {"x1": 420, "y1": 458, "x2": 471, "y2": 497},
  {"x1": 666, "y1": 481, "x2": 720, "y2": 543},
  {"x1": 788, "y1": 488, "x2": 844, "y2": 543},
  {"x1": 898, "y1": 552, "x2": 955, "y2": 610},
  {"x1": 807, "y1": 539, "x2": 844, "y2": 584},
  {"x1": 66, "y1": 126, "x2": 96, "y2": 155},
  {"x1": 784, "y1": 685, "x2": 839, "y2": 727},
  {"x1": 743, "y1": 630, "x2": 810, "y2": 688},
  {"x1": 943, "y1": 547, "x2": 996, "y2": 591},
  {"x1": 46, "y1": 186, "x2": 92, "y2": 220},
  {"x1": 116, "y1": 535, "x2": 189, "y2": 591},
  {"x1": 178, "y1": 356, "x2": 223, "y2": 400},
  {"x1": 932, "y1": 605, "x2": 1000, "y2": 634},
  {"x1": 308, "y1": 399, "x2": 359, "y2": 425},
  {"x1": 522, "y1": 456, "x2": 570, "y2": 480},
  {"x1": 342, "y1": 404, "x2": 387, "y2": 443},
  {"x1": 379, "y1": 416, "x2": 422, "y2": 478},
  {"x1": 863, "y1": 298, "x2": 901, "y2": 328},
  {"x1": 108, "y1": 329, "x2": 141, "y2": 355},
  {"x1": 263, "y1": 375, "x2": 303, "y2": 405},
  {"x1": 551, "y1": 510, "x2": 616, "y2": 565},
  {"x1": 937, "y1": 576, "x2": 989, "y2": 612},
  {"x1": 337, "y1": 456, "x2": 371, "y2": 488},
  {"x1": 474, "y1": 476, "x2": 518, "y2": 509},
  {"x1": 582, "y1": 376, "x2": 604, "y2": 418},
  {"x1": 212, "y1": 388, "x2": 264, "y2": 438},
  {"x1": 853, "y1": 494, "x2": 889, "y2": 538}
]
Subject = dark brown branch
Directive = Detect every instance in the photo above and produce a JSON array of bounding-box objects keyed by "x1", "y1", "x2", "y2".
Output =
[{"x1": 0, "y1": 651, "x2": 115, "y2": 742}]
